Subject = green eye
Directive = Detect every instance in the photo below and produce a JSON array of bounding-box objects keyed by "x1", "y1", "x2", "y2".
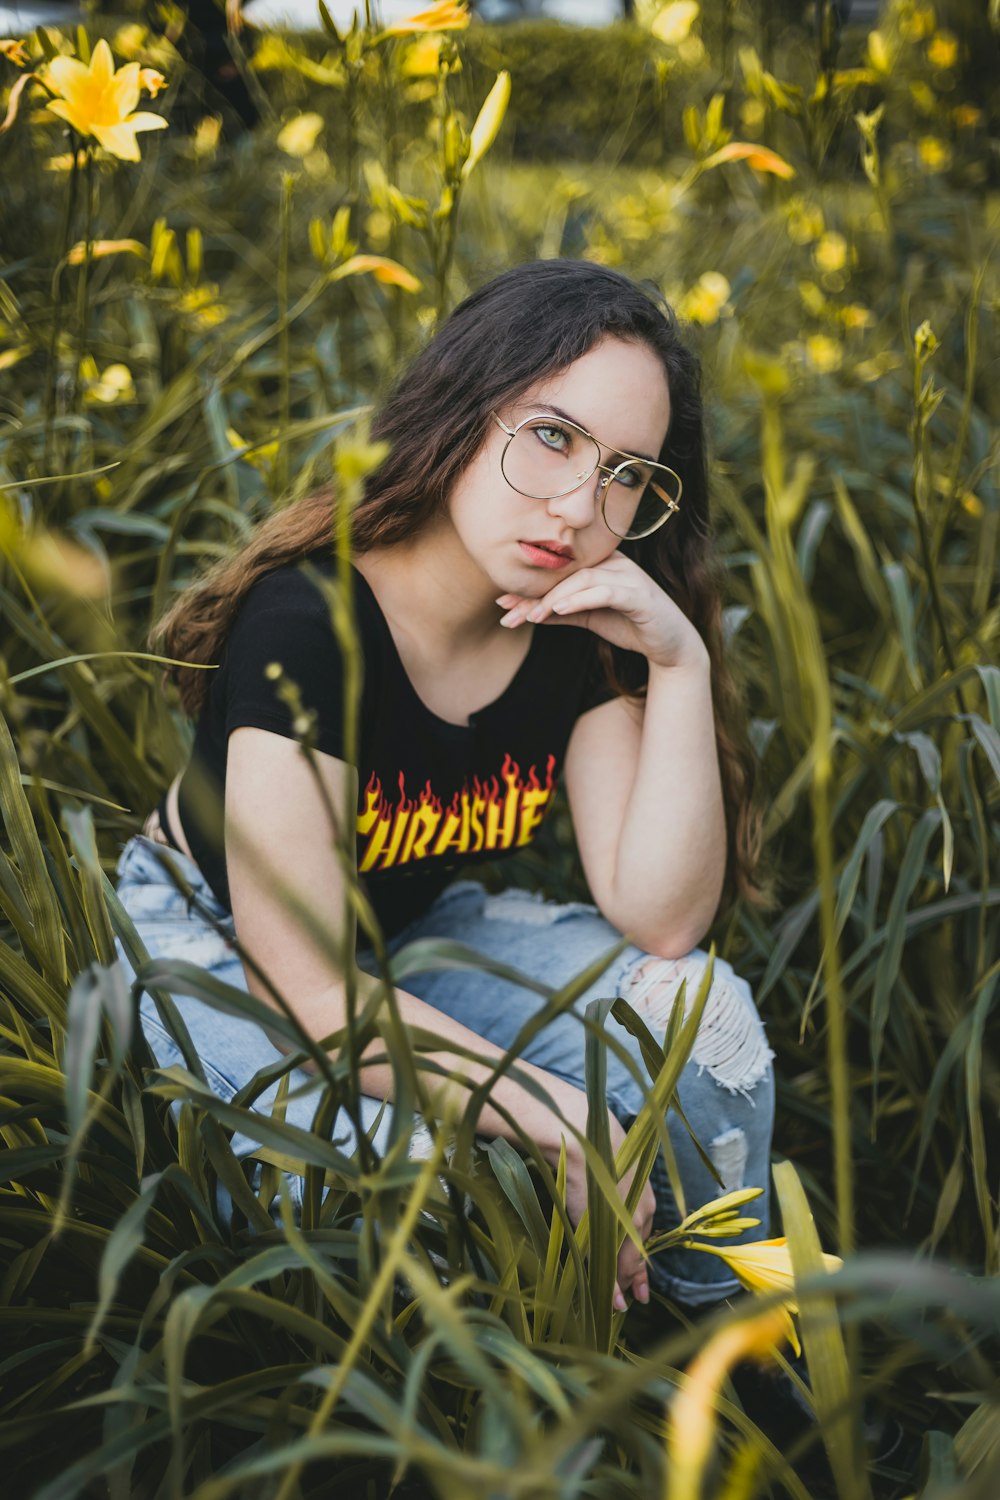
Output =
[
  {"x1": 613, "y1": 463, "x2": 643, "y2": 490},
  {"x1": 534, "y1": 424, "x2": 568, "y2": 452}
]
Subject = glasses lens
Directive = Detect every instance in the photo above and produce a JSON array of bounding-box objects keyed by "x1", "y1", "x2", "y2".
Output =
[
  {"x1": 502, "y1": 418, "x2": 600, "y2": 500},
  {"x1": 603, "y1": 463, "x2": 680, "y2": 540}
]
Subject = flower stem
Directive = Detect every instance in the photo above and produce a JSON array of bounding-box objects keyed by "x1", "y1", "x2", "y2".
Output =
[
  {"x1": 43, "y1": 137, "x2": 80, "y2": 472},
  {"x1": 72, "y1": 146, "x2": 95, "y2": 413}
]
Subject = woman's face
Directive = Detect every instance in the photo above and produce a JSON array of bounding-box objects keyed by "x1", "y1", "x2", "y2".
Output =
[{"x1": 444, "y1": 336, "x2": 672, "y2": 599}]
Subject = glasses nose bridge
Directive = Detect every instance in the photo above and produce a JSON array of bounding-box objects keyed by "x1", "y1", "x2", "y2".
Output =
[{"x1": 547, "y1": 459, "x2": 604, "y2": 525}]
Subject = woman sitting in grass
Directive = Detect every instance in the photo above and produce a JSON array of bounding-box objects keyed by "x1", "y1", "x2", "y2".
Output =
[{"x1": 117, "y1": 258, "x2": 774, "y2": 1317}]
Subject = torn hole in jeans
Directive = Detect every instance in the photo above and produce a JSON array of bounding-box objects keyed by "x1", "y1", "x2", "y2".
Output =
[{"x1": 621, "y1": 956, "x2": 774, "y2": 1098}]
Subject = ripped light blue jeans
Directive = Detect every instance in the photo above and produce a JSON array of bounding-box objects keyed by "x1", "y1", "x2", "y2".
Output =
[{"x1": 114, "y1": 834, "x2": 775, "y2": 1305}]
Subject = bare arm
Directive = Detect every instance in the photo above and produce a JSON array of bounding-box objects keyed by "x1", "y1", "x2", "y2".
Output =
[
  {"x1": 225, "y1": 725, "x2": 594, "y2": 1153},
  {"x1": 564, "y1": 644, "x2": 727, "y2": 958},
  {"x1": 499, "y1": 553, "x2": 728, "y2": 957},
  {"x1": 224, "y1": 725, "x2": 654, "y2": 1306}
]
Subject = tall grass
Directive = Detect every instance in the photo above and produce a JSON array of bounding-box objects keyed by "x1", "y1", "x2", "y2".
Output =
[{"x1": 0, "y1": 1, "x2": 998, "y2": 1495}]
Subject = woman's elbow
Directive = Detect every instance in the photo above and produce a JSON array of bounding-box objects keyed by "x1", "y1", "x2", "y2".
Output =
[{"x1": 605, "y1": 887, "x2": 722, "y2": 961}]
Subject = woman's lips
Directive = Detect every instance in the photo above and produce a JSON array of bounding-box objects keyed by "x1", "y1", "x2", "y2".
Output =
[{"x1": 518, "y1": 541, "x2": 574, "y2": 570}]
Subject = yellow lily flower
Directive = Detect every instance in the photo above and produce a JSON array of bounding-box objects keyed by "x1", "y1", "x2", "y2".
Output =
[
  {"x1": 0, "y1": 38, "x2": 30, "y2": 66},
  {"x1": 665, "y1": 1306, "x2": 791, "y2": 1500},
  {"x1": 678, "y1": 271, "x2": 731, "y2": 325},
  {"x1": 687, "y1": 1235, "x2": 842, "y2": 1356},
  {"x1": 701, "y1": 140, "x2": 795, "y2": 179},
  {"x1": 462, "y1": 70, "x2": 511, "y2": 179},
  {"x1": 0, "y1": 503, "x2": 109, "y2": 598},
  {"x1": 331, "y1": 254, "x2": 421, "y2": 292},
  {"x1": 138, "y1": 66, "x2": 168, "y2": 97},
  {"x1": 382, "y1": 0, "x2": 470, "y2": 36},
  {"x1": 276, "y1": 111, "x2": 324, "y2": 158},
  {"x1": 67, "y1": 238, "x2": 147, "y2": 265},
  {"x1": 651, "y1": 1, "x2": 699, "y2": 46},
  {"x1": 44, "y1": 38, "x2": 167, "y2": 162}
]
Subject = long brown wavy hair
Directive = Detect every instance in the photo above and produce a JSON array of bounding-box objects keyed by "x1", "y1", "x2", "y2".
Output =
[{"x1": 152, "y1": 260, "x2": 767, "y2": 905}]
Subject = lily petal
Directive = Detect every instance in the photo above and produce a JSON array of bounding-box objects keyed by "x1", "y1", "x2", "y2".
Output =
[
  {"x1": 91, "y1": 121, "x2": 141, "y2": 161},
  {"x1": 44, "y1": 54, "x2": 91, "y2": 98},
  {"x1": 109, "y1": 60, "x2": 141, "y2": 120},
  {"x1": 702, "y1": 140, "x2": 796, "y2": 178},
  {"x1": 382, "y1": 0, "x2": 469, "y2": 35},
  {"x1": 332, "y1": 254, "x2": 421, "y2": 291},
  {"x1": 125, "y1": 111, "x2": 169, "y2": 133},
  {"x1": 138, "y1": 67, "x2": 167, "y2": 96},
  {"x1": 462, "y1": 70, "x2": 511, "y2": 179},
  {"x1": 89, "y1": 39, "x2": 114, "y2": 88},
  {"x1": 46, "y1": 97, "x2": 93, "y2": 136}
]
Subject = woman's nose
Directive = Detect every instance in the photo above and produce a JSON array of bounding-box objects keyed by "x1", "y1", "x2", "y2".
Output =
[{"x1": 546, "y1": 470, "x2": 606, "y2": 529}]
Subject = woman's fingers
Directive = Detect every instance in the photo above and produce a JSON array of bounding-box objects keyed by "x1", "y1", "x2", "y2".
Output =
[{"x1": 617, "y1": 1242, "x2": 650, "y2": 1306}]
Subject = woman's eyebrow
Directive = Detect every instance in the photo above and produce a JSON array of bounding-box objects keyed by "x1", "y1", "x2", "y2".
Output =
[{"x1": 537, "y1": 402, "x2": 658, "y2": 464}]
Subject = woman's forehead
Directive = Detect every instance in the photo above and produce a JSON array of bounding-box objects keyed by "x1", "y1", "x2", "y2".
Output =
[{"x1": 513, "y1": 338, "x2": 671, "y2": 452}]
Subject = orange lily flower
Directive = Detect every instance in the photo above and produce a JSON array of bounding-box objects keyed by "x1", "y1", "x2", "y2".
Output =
[{"x1": 382, "y1": 1, "x2": 470, "y2": 36}]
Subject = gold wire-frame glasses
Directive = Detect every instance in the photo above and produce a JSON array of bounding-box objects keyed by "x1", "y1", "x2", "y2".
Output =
[{"x1": 491, "y1": 411, "x2": 682, "y2": 541}]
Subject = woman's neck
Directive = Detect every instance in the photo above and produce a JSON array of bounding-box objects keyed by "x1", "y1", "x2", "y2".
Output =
[{"x1": 356, "y1": 525, "x2": 501, "y2": 656}]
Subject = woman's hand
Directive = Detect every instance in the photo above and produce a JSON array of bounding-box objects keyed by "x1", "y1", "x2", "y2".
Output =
[
  {"x1": 497, "y1": 552, "x2": 705, "y2": 670},
  {"x1": 608, "y1": 1112, "x2": 657, "y2": 1310},
  {"x1": 561, "y1": 1108, "x2": 656, "y2": 1312}
]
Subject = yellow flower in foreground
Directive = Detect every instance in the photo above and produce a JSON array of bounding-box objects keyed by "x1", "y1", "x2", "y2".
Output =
[
  {"x1": 0, "y1": 508, "x2": 109, "y2": 597},
  {"x1": 786, "y1": 196, "x2": 824, "y2": 245},
  {"x1": 842, "y1": 303, "x2": 872, "y2": 331},
  {"x1": 0, "y1": 345, "x2": 30, "y2": 372},
  {"x1": 462, "y1": 71, "x2": 511, "y2": 179},
  {"x1": 917, "y1": 135, "x2": 951, "y2": 172},
  {"x1": 806, "y1": 334, "x2": 843, "y2": 373},
  {"x1": 651, "y1": 1, "x2": 699, "y2": 46},
  {"x1": 138, "y1": 66, "x2": 168, "y2": 97},
  {"x1": 900, "y1": 3, "x2": 935, "y2": 42},
  {"x1": 46, "y1": 148, "x2": 90, "y2": 171},
  {"x1": 814, "y1": 230, "x2": 848, "y2": 272},
  {"x1": 401, "y1": 34, "x2": 443, "y2": 77},
  {"x1": 81, "y1": 357, "x2": 135, "y2": 404},
  {"x1": 927, "y1": 31, "x2": 958, "y2": 67},
  {"x1": 856, "y1": 350, "x2": 902, "y2": 383},
  {"x1": 192, "y1": 114, "x2": 222, "y2": 156},
  {"x1": 665, "y1": 1307, "x2": 792, "y2": 1500},
  {"x1": 227, "y1": 426, "x2": 280, "y2": 475},
  {"x1": 739, "y1": 98, "x2": 766, "y2": 132},
  {"x1": 382, "y1": 0, "x2": 470, "y2": 35},
  {"x1": 701, "y1": 141, "x2": 795, "y2": 179},
  {"x1": 44, "y1": 38, "x2": 167, "y2": 162},
  {"x1": 67, "y1": 237, "x2": 147, "y2": 265},
  {"x1": 867, "y1": 29, "x2": 893, "y2": 74},
  {"x1": 331, "y1": 254, "x2": 421, "y2": 292},
  {"x1": 0, "y1": 38, "x2": 29, "y2": 66},
  {"x1": 277, "y1": 111, "x2": 324, "y2": 158},
  {"x1": 688, "y1": 1235, "x2": 843, "y2": 1356},
  {"x1": 178, "y1": 285, "x2": 228, "y2": 329},
  {"x1": 679, "y1": 271, "x2": 731, "y2": 325}
]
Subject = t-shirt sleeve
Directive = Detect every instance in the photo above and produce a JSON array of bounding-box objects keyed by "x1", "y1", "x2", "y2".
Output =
[{"x1": 222, "y1": 564, "x2": 361, "y2": 763}]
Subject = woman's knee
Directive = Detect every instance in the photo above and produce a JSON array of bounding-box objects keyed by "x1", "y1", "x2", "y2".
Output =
[
  {"x1": 616, "y1": 948, "x2": 774, "y2": 1103},
  {"x1": 606, "y1": 947, "x2": 775, "y2": 1196}
]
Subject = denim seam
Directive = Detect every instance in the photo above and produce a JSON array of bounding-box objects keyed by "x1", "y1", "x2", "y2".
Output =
[{"x1": 139, "y1": 1007, "x2": 240, "y2": 1103}]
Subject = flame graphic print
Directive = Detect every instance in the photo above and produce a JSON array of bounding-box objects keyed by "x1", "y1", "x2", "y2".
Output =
[{"x1": 356, "y1": 754, "x2": 557, "y2": 873}]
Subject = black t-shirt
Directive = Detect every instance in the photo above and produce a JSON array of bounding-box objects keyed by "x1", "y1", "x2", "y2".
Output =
[{"x1": 168, "y1": 549, "x2": 618, "y2": 939}]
